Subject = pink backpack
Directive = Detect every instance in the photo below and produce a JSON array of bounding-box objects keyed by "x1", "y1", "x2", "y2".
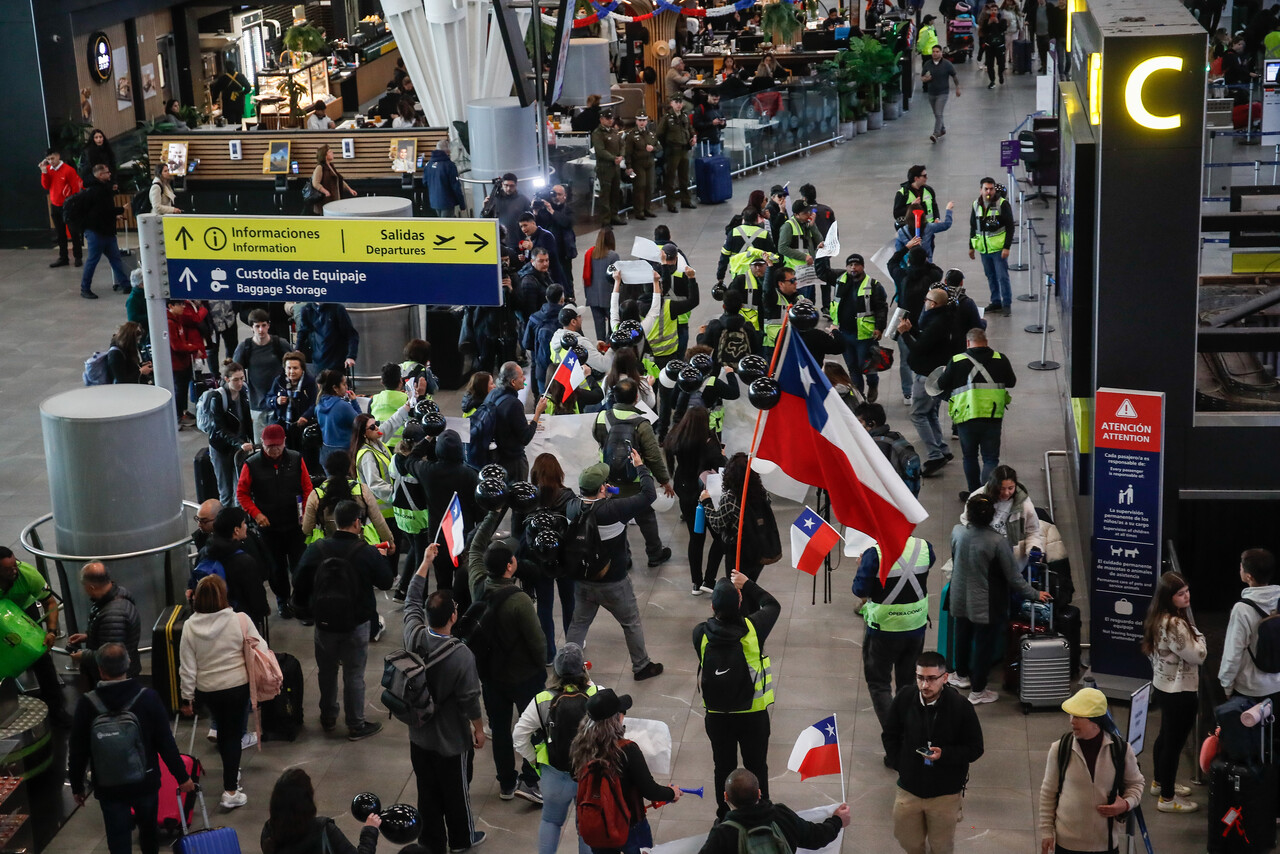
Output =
[{"x1": 238, "y1": 613, "x2": 283, "y2": 721}]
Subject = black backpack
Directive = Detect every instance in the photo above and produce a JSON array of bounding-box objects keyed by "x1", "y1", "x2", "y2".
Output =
[
  {"x1": 454, "y1": 585, "x2": 522, "y2": 679},
  {"x1": 1245, "y1": 600, "x2": 1280, "y2": 673},
  {"x1": 873, "y1": 430, "x2": 922, "y2": 497},
  {"x1": 62, "y1": 187, "x2": 93, "y2": 228},
  {"x1": 311, "y1": 542, "x2": 365, "y2": 633},
  {"x1": 467, "y1": 400, "x2": 498, "y2": 469},
  {"x1": 563, "y1": 499, "x2": 610, "y2": 581},
  {"x1": 131, "y1": 183, "x2": 153, "y2": 218},
  {"x1": 86, "y1": 688, "x2": 149, "y2": 788},
  {"x1": 602, "y1": 411, "x2": 639, "y2": 482},
  {"x1": 698, "y1": 624, "x2": 759, "y2": 712},
  {"x1": 736, "y1": 491, "x2": 783, "y2": 566},
  {"x1": 541, "y1": 689, "x2": 592, "y2": 771},
  {"x1": 715, "y1": 315, "x2": 753, "y2": 367}
]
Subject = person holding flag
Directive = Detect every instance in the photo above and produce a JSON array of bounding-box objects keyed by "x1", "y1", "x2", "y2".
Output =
[
  {"x1": 691, "y1": 570, "x2": 781, "y2": 821},
  {"x1": 697, "y1": 768, "x2": 849, "y2": 854},
  {"x1": 882, "y1": 651, "x2": 985, "y2": 854},
  {"x1": 399, "y1": 429, "x2": 480, "y2": 604}
]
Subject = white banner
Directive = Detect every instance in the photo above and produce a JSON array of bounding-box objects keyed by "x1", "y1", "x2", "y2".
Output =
[{"x1": 649, "y1": 804, "x2": 844, "y2": 854}]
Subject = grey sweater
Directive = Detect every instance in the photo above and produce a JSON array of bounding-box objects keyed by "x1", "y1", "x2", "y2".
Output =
[
  {"x1": 949, "y1": 523, "x2": 1037, "y2": 625},
  {"x1": 404, "y1": 575, "x2": 483, "y2": 756}
]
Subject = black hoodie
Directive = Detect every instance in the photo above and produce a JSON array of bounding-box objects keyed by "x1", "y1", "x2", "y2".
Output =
[
  {"x1": 691, "y1": 579, "x2": 782, "y2": 670},
  {"x1": 261, "y1": 817, "x2": 378, "y2": 854},
  {"x1": 196, "y1": 535, "x2": 270, "y2": 621},
  {"x1": 697, "y1": 800, "x2": 842, "y2": 854}
]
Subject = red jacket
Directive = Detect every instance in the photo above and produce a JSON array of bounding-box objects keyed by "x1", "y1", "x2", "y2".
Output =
[
  {"x1": 167, "y1": 303, "x2": 206, "y2": 371},
  {"x1": 41, "y1": 162, "x2": 83, "y2": 207}
]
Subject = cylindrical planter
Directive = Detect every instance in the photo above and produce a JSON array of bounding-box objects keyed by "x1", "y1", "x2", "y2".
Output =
[
  {"x1": 840, "y1": 121, "x2": 855, "y2": 139},
  {"x1": 884, "y1": 99, "x2": 901, "y2": 120},
  {"x1": 856, "y1": 118, "x2": 869, "y2": 134},
  {"x1": 867, "y1": 109, "x2": 884, "y2": 129}
]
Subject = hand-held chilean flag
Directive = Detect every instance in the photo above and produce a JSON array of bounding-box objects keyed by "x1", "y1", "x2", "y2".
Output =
[
  {"x1": 790, "y1": 506, "x2": 841, "y2": 576},
  {"x1": 441, "y1": 493, "x2": 465, "y2": 566},
  {"x1": 755, "y1": 325, "x2": 928, "y2": 583},
  {"x1": 550, "y1": 349, "x2": 585, "y2": 403},
  {"x1": 787, "y1": 715, "x2": 841, "y2": 780}
]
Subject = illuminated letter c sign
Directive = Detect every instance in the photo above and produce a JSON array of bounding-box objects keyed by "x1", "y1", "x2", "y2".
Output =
[{"x1": 1124, "y1": 56, "x2": 1184, "y2": 130}]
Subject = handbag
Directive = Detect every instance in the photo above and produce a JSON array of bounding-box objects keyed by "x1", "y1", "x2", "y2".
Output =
[
  {"x1": 302, "y1": 180, "x2": 324, "y2": 204},
  {"x1": 239, "y1": 613, "x2": 282, "y2": 746}
]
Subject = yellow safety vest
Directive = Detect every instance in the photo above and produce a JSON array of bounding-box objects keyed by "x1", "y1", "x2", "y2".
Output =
[
  {"x1": 970, "y1": 196, "x2": 1009, "y2": 254},
  {"x1": 355, "y1": 445, "x2": 395, "y2": 518},
  {"x1": 369, "y1": 390, "x2": 408, "y2": 449},
  {"x1": 831, "y1": 273, "x2": 881, "y2": 340},
  {"x1": 779, "y1": 217, "x2": 812, "y2": 271},
  {"x1": 699, "y1": 618, "x2": 774, "y2": 713},
  {"x1": 763, "y1": 292, "x2": 793, "y2": 348},
  {"x1": 305, "y1": 480, "x2": 382, "y2": 543},
  {"x1": 860, "y1": 537, "x2": 931, "y2": 632},
  {"x1": 946, "y1": 351, "x2": 1012, "y2": 423},
  {"x1": 531, "y1": 684, "x2": 599, "y2": 769},
  {"x1": 650, "y1": 299, "x2": 681, "y2": 358},
  {"x1": 725, "y1": 225, "x2": 770, "y2": 277}
]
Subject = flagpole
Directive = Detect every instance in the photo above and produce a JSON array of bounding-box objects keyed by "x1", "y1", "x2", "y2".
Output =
[
  {"x1": 736, "y1": 311, "x2": 793, "y2": 574},
  {"x1": 834, "y1": 712, "x2": 846, "y2": 806},
  {"x1": 431, "y1": 491, "x2": 459, "y2": 545}
]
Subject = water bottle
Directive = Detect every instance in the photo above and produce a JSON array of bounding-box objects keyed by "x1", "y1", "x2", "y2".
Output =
[{"x1": 694, "y1": 503, "x2": 706, "y2": 534}]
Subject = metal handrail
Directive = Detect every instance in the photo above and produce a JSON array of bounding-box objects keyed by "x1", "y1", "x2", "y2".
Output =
[
  {"x1": 346, "y1": 304, "x2": 415, "y2": 313},
  {"x1": 20, "y1": 504, "x2": 198, "y2": 563},
  {"x1": 1043, "y1": 449, "x2": 1069, "y2": 522}
]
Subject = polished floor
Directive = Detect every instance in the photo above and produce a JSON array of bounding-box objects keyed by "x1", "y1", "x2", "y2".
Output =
[{"x1": 2, "y1": 56, "x2": 1212, "y2": 854}]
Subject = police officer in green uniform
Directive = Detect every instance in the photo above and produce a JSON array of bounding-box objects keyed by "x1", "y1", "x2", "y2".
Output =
[
  {"x1": 853, "y1": 536, "x2": 935, "y2": 733},
  {"x1": 0, "y1": 546, "x2": 69, "y2": 725},
  {"x1": 625, "y1": 113, "x2": 659, "y2": 220},
  {"x1": 656, "y1": 94, "x2": 697, "y2": 212},
  {"x1": 934, "y1": 327, "x2": 1017, "y2": 497},
  {"x1": 691, "y1": 570, "x2": 781, "y2": 821},
  {"x1": 591, "y1": 109, "x2": 626, "y2": 227},
  {"x1": 968, "y1": 177, "x2": 1016, "y2": 315},
  {"x1": 831, "y1": 253, "x2": 888, "y2": 402}
]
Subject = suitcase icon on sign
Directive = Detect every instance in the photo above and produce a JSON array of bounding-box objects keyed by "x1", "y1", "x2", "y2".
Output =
[{"x1": 210, "y1": 268, "x2": 229, "y2": 293}]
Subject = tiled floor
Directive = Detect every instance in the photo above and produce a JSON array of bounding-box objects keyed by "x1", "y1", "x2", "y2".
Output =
[{"x1": 5, "y1": 56, "x2": 1211, "y2": 854}]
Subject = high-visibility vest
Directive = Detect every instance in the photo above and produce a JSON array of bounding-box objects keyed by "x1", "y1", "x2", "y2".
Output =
[
  {"x1": 970, "y1": 196, "x2": 1009, "y2": 253},
  {"x1": 390, "y1": 460, "x2": 430, "y2": 534},
  {"x1": 725, "y1": 225, "x2": 770, "y2": 277},
  {"x1": 356, "y1": 445, "x2": 395, "y2": 518},
  {"x1": 763, "y1": 292, "x2": 793, "y2": 348},
  {"x1": 860, "y1": 537, "x2": 931, "y2": 633},
  {"x1": 305, "y1": 480, "x2": 381, "y2": 543},
  {"x1": 900, "y1": 186, "x2": 938, "y2": 222},
  {"x1": 946, "y1": 351, "x2": 1012, "y2": 423},
  {"x1": 369, "y1": 390, "x2": 408, "y2": 449},
  {"x1": 831, "y1": 273, "x2": 881, "y2": 340},
  {"x1": 531, "y1": 684, "x2": 599, "y2": 769},
  {"x1": 699, "y1": 618, "x2": 774, "y2": 713},
  {"x1": 778, "y1": 217, "x2": 814, "y2": 270},
  {"x1": 649, "y1": 298, "x2": 681, "y2": 358}
]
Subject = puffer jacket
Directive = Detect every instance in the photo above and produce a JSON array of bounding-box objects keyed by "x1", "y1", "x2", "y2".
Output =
[
  {"x1": 1150, "y1": 614, "x2": 1206, "y2": 694},
  {"x1": 84, "y1": 584, "x2": 142, "y2": 679}
]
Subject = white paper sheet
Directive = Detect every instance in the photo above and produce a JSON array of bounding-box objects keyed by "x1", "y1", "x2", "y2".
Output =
[
  {"x1": 816, "y1": 219, "x2": 841, "y2": 259},
  {"x1": 614, "y1": 259, "x2": 658, "y2": 285}
]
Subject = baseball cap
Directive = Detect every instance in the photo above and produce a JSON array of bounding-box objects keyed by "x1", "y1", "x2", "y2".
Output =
[
  {"x1": 554, "y1": 642, "x2": 587, "y2": 678},
  {"x1": 261, "y1": 424, "x2": 287, "y2": 446},
  {"x1": 846, "y1": 253, "x2": 865, "y2": 265},
  {"x1": 661, "y1": 242, "x2": 680, "y2": 260},
  {"x1": 400, "y1": 422, "x2": 427, "y2": 444},
  {"x1": 792, "y1": 199, "x2": 812, "y2": 215},
  {"x1": 1061, "y1": 688, "x2": 1109, "y2": 718},
  {"x1": 558, "y1": 305, "x2": 585, "y2": 326},
  {"x1": 579, "y1": 462, "x2": 612, "y2": 494},
  {"x1": 586, "y1": 688, "x2": 633, "y2": 721}
]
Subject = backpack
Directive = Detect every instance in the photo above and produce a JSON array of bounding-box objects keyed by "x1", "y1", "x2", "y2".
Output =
[
  {"x1": 1054, "y1": 732, "x2": 1127, "y2": 838},
  {"x1": 874, "y1": 430, "x2": 922, "y2": 497},
  {"x1": 239, "y1": 613, "x2": 283, "y2": 705},
  {"x1": 131, "y1": 183, "x2": 153, "y2": 218},
  {"x1": 453, "y1": 585, "x2": 522, "y2": 679},
  {"x1": 381, "y1": 639, "x2": 462, "y2": 728},
  {"x1": 698, "y1": 623, "x2": 760, "y2": 712},
  {"x1": 1244, "y1": 600, "x2": 1280, "y2": 673},
  {"x1": 576, "y1": 745, "x2": 634, "y2": 848},
  {"x1": 83, "y1": 345, "x2": 119, "y2": 386},
  {"x1": 62, "y1": 187, "x2": 92, "y2": 228},
  {"x1": 540, "y1": 689, "x2": 592, "y2": 771},
  {"x1": 467, "y1": 400, "x2": 498, "y2": 469},
  {"x1": 86, "y1": 688, "x2": 149, "y2": 789},
  {"x1": 721, "y1": 820, "x2": 792, "y2": 854},
  {"x1": 311, "y1": 544, "x2": 365, "y2": 633},
  {"x1": 562, "y1": 499, "x2": 610, "y2": 581},
  {"x1": 190, "y1": 553, "x2": 229, "y2": 590},
  {"x1": 715, "y1": 315, "x2": 753, "y2": 367},
  {"x1": 195, "y1": 386, "x2": 228, "y2": 435},
  {"x1": 736, "y1": 491, "x2": 783, "y2": 566},
  {"x1": 602, "y1": 411, "x2": 639, "y2": 482}
]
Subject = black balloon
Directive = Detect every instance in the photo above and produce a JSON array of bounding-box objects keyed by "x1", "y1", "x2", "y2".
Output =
[
  {"x1": 711, "y1": 282, "x2": 727, "y2": 301},
  {"x1": 737, "y1": 355, "x2": 769, "y2": 383},
  {"x1": 475, "y1": 478, "x2": 508, "y2": 512},
  {"x1": 689, "y1": 353, "x2": 713, "y2": 377},
  {"x1": 572, "y1": 344, "x2": 590, "y2": 365},
  {"x1": 378, "y1": 804, "x2": 420, "y2": 844},
  {"x1": 560, "y1": 331, "x2": 578, "y2": 349},
  {"x1": 414, "y1": 398, "x2": 440, "y2": 418},
  {"x1": 420, "y1": 413, "x2": 446, "y2": 437},
  {"x1": 301, "y1": 422, "x2": 322, "y2": 449},
  {"x1": 479, "y1": 464, "x2": 508, "y2": 484},
  {"x1": 788, "y1": 298, "x2": 820, "y2": 330},
  {"x1": 748, "y1": 377, "x2": 782, "y2": 410},
  {"x1": 678, "y1": 365, "x2": 704, "y2": 393},
  {"x1": 663, "y1": 359, "x2": 688, "y2": 384},
  {"x1": 532, "y1": 528, "x2": 562, "y2": 559},
  {"x1": 508, "y1": 480, "x2": 539, "y2": 512},
  {"x1": 351, "y1": 792, "x2": 381, "y2": 822}
]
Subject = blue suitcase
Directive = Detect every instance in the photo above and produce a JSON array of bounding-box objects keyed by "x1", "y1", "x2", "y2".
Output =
[
  {"x1": 173, "y1": 789, "x2": 241, "y2": 854},
  {"x1": 695, "y1": 154, "x2": 733, "y2": 204}
]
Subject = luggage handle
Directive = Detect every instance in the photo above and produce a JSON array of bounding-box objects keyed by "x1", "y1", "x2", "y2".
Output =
[
  {"x1": 176, "y1": 784, "x2": 211, "y2": 836},
  {"x1": 173, "y1": 711, "x2": 199, "y2": 756},
  {"x1": 1028, "y1": 562, "x2": 1054, "y2": 632}
]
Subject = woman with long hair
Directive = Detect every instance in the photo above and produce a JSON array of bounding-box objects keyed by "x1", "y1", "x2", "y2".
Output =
[
  {"x1": 582, "y1": 227, "x2": 619, "y2": 341},
  {"x1": 316, "y1": 368, "x2": 362, "y2": 468},
  {"x1": 261, "y1": 767, "x2": 381, "y2": 854},
  {"x1": 700, "y1": 452, "x2": 775, "y2": 582},
  {"x1": 207, "y1": 360, "x2": 255, "y2": 508},
  {"x1": 148, "y1": 162, "x2": 182, "y2": 215},
  {"x1": 310, "y1": 144, "x2": 356, "y2": 214},
  {"x1": 301, "y1": 449, "x2": 394, "y2": 547},
  {"x1": 350, "y1": 410, "x2": 412, "y2": 574},
  {"x1": 79, "y1": 128, "x2": 115, "y2": 181},
  {"x1": 964, "y1": 464, "x2": 1044, "y2": 562},
  {"x1": 603, "y1": 346, "x2": 656, "y2": 410},
  {"x1": 1140, "y1": 572, "x2": 1206, "y2": 813},
  {"x1": 569, "y1": 689, "x2": 680, "y2": 854},
  {"x1": 179, "y1": 575, "x2": 261, "y2": 809},
  {"x1": 665, "y1": 406, "x2": 725, "y2": 593},
  {"x1": 461, "y1": 371, "x2": 494, "y2": 417},
  {"x1": 107, "y1": 321, "x2": 152, "y2": 384},
  {"x1": 528, "y1": 454, "x2": 578, "y2": 663}
]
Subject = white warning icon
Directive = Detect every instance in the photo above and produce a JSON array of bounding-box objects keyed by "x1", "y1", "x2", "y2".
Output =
[{"x1": 1114, "y1": 399, "x2": 1139, "y2": 419}]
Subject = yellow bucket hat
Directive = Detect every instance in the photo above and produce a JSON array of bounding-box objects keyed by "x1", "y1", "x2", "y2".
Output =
[{"x1": 1061, "y1": 688, "x2": 1108, "y2": 718}]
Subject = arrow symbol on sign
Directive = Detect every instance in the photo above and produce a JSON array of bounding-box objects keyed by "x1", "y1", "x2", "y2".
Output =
[
  {"x1": 175, "y1": 226, "x2": 193, "y2": 250},
  {"x1": 465, "y1": 233, "x2": 490, "y2": 252},
  {"x1": 178, "y1": 268, "x2": 197, "y2": 292}
]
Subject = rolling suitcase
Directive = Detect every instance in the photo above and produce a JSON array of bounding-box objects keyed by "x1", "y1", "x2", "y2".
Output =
[
  {"x1": 154, "y1": 753, "x2": 202, "y2": 836},
  {"x1": 194, "y1": 449, "x2": 217, "y2": 504},
  {"x1": 1018, "y1": 599, "x2": 1072, "y2": 712},
  {"x1": 1012, "y1": 39, "x2": 1033, "y2": 74},
  {"x1": 694, "y1": 152, "x2": 733, "y2": 205},
  {"x1": 174, "y1": 787, "x2": 241, "y2": 854},
  {"x1": 1208, "y1": 715, "x2": 1276, "y2": 854},
  {"x1": 153, "y1": 605, "x2": 190, "y2": 713},
  {"x1": 259, "y1": 651, "x2": 304, "y2": 741},
  {"x1": 937, "y1": 581, "x2": 956, "y2": 670},
  {"x1": 1054, "y1": 604, "x2": 1082, "y2": 678}
]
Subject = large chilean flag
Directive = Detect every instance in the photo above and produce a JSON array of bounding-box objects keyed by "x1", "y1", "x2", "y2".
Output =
[{"x1": 755, "y1": 326, "x2": 928, "y2": 581}]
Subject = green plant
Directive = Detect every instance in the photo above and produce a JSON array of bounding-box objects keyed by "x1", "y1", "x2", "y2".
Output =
[
  {"x1": 761, "y1": 2, "x2": 802, "y2": 45},
  {"x1": 284, "y1": 75, "x2": 307, "y2": 126},
  {"x1": 820, "y1": 50, "x2": 859, "y2": 122},
  {"x1": 55, "y1": 118, "x2": 94, "y2": 162},
  {"x1": 284, "y1": 23, "x2": 325, "y2": 54},
  {"x1": 178, "y1": 104, "x2": 200, "y2": 127},
  {"x1": 831, "y1": 35, "x2": 900, "y2": 114}
]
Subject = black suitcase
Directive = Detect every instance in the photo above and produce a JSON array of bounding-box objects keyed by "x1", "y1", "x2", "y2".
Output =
[
  {"x1": 152, "y1": 605, "x2": 190, "y2": 713},
  {"x1": 425, "y1": 307, "x2": 466, "y2": 390},
  {"x1": 259, "y1": 651, "x2": 304, "y2": 741},
  {"x1": 1054, "y1": 604, "x2": 1082, "y2": 678},
  {"x1": 194, "y1": 448, "x2": 217, "y2": 503},
  {"x1": 1013, "y1": 39, "x2": 1033, "y2": 74},
  {"x1": 1208, "y1": 757, "x2": 1278, "y2": 852}
]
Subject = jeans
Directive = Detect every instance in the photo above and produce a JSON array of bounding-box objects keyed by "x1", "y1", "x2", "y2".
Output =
[
  {"x1": 910, "y1": 374, "x2": 950, "y2": 462},
  {"x1": 195, "y1": 682, "x2": 249, "y2": 793},
  {"x1": 897, "y1": 337, "x2": 914, "y2": 399},
  {"x1": 927, "y1": 93, "x2": 949, "y2": 136},
  {"x1": 538, "y1": 764, "x2": 590, "y2": 854},
  {"x1": 892, "y1": 788, "x2": 962, "y2": 854},
  {"x1": 314, "y1": 622, "x2": 370, "y2": 728},
  {"x1": 954, "y1": 618, "x2": 1001, "y2": 693},
  {"x1": 864, "y1": 628, "x2": 926, "y2": 728},
  {"x1": 1152, "y1": 688, "x2": 1198, "y2": 798},
  {"x1": 978, "y1": 251, "x2": 1012, "y2": 308},
  {"x1": 705, "y1": 711, "x2": 770, "y2": 820},
  {"x1": 535, "y1": 574, "x2": 577, "y2": 663},
  {"x1": 81, "y1": 230, "x2": 131, "y2": 293},
  {"x1": 101, "y1": 791, "x2": 160, "y2": 854},
  {"x1": 52, "y1": 204, "x2": 83, "y2": 260},
  {"x1": 411, "y1": 744, "x2": 475, "y2": 854},
  {"x1": 209, "y1": 445, "x2": 241, "y2": 508},
  {"x1": 481, "y1": 672, "x2": 544, "y2": 790},
  {"x1": 840, "y1": 331, "x2": 880, "y2": 394},
  {"x1": 566, "y1": 574, "x2": 653, "y2": 674},
  {"x1": 956, "y1": 419, "x2": 1003, "y2": 492},
  {"x1": 174, "y1": 368, "x2": 193, "y2": 417}
]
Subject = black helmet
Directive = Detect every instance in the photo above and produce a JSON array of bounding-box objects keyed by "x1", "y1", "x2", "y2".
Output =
[
  {"x1": 302, "y1": 422, "x2": 322, "y2": 449},
  {"x1": 661, "y1": 359, "x2": 688, "y2": 390},
  {"x1": 737, "y1": 354, "x2": 768, "y2": 383},
  {"x1": 689, "y1": 352, "x2": 714, "y2": 376},
  {"x1": 711, "y1": 281, "x2": 727, "y2": 301},
  {"x1": 420, "y1": 413, "x2": 446, "y2": 437},
  {"x1": 559, "y1": 331, "x2": 579, "y2": 350},
  {"x1": 788, "y1": 298, "x2": 820, "y2": 330},
  {"x1": 677, "y1": 365, "x2": 704, "y2": 393},
  {"x1": 748, "y1": 377, "x2": 782, "y2": 410},
  {"x1": 414, "y1": 398, "x2": 440, "y2": 418},
  {"x1": 351, "y1": 793, "x2": 381, "y2": 822},
  {"x1": 508, "y1": 480, "x2": 539, "y2": 513},
  {"x1": 531, "y1": 529, "x2": 562, "y2": 561},
  {"x1": 378, "y1": 805, "x2": 420, "y2": 845},
  {"x1": 475, "y1": 478, "x2": 508, "y2": 512},
  {"x1": 571, "y1": 344, "x2": 590, "y2": 365}
]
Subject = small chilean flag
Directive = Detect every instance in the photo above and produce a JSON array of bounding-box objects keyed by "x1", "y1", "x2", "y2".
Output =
[
  {"x1": 790, "y1": 506, "x2": 841, "y2": 576},
  {"x1": 787, "y1": 715, "x2": 841, "y2": 780},
  {"x1": 441, "y1": 493, "x2": 465, "y2": 566},
  {"x1": 550, "y1": 349, "x2": 585, "y2": 403}
]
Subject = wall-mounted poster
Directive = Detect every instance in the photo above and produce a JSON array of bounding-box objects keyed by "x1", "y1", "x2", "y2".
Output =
[
  {"x1": 166, "y1": 142, "x2": 188, "y2": 175},
  {"x1": 141, "y1": 63, "x2": 158, "y2": 100},
  {"x1": 265, "y1": 140, "x2": 291, "y2": 174},
  {"x1": 389, "y1": 139, "x2": 416, "y2": 173},
  {"x1": 113, "y1": 46, "x2": 131, "y2": 111}
]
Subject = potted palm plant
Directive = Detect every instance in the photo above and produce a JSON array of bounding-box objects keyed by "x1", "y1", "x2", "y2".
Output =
[
  {"x1": 820, "y1": 50, "x2": 859, "y2": 139},
  {"x1": 761, "y1": 1, "x2": 802, "y2": 47},
  {"x1": 849, "y1": 35, "x2": 898, "y2": 129},
  {"x1": 284, "y1": 23, "x2": 325, "y2": 67}
]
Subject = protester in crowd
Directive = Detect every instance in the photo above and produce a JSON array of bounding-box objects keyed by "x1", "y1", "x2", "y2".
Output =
[
  {"x1": 582, "y1": 227, "x2": 619, "y2": 341},
  {"x1": 666, "y1": 406, "x2": 727, "y2": 593},
  {"x1": 697, "y1": 768, "x2": 848, "y2": 854},
  {"x1": 527, "y1": 453, "x2": 578, "y2": 664},
  {"x1": 701, "y1": 452, "x2": 778, "y2": 582},
  {"x1": 302, "y1": 450, "x2": 395, "y2": 549},
  {"x1": 400, "y1": 429, "x2": 480, "y2": 601},
  {"x1": 261, "y1": 768, "x2": 382, "y2": 854}
]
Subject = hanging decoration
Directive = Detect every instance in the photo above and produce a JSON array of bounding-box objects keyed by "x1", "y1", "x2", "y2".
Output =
[{"x1": 541, "y1": 0, "x2": 792, "y2": 28}]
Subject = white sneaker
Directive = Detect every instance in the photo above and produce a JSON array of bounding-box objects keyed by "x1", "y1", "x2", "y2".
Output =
[
  {"x1": 219, "y1": 790, "x2": 247, "y2": 809},
  {"x1": 903, "y1": 396, "x2": 913, "y2": 406},
  {"x1": 206, "y1": 727, "x2": 217, "y2": 742},
  {"x1": 241, "y1": 732, "x2": 258, "y2": 749},
  {"x1": 1150, "y1": 781, "x2": 1193, "y2": 798},
  {"x1": 1157, "y1": 796, "x2": 1198, "y2": 813},
  {"x1": 691, "y1": 587, "x2": 705, "y2": 596},
  {"x1": 948, "y1": 673, "x2": 971, "y2": 690},
  {"x1": 700, "y1": 585, "x2": 715, "y2": 595},
  {"x1": 372, "y1": 615, "x2": 386, "y2": 643},
  {"x1": 967, "y1": 689, "x2": 999, "y2": 705}
]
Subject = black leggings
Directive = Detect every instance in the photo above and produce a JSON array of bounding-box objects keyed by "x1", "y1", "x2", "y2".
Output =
[
  {"x1": 678, "y1": 490, "x2": 723, "y2": 588},
  {"x1": 196, "y1": 683, "x2": 249, "y2": 793},
  {"x1": 986, "y1": 47, "x2": 1006, "y2": 83},
  {"x1": 1152, "y1": 687, "x2": 1198, "y2": 799}
]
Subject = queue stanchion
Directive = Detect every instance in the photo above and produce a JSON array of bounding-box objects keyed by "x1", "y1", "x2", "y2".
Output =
[
  {"x1": 1010, "y1": 188, "x2": 1028, "y2": 272},
  {"x1": 1025, "y1": 236, "x2": 1055, "y2": 335},
  {"x1": 1027, "y1": 273, "x2": 1060, "y2": 372},
  {"x1": 1018, "y1": 217, "x2": 1044, "y2": 301}
]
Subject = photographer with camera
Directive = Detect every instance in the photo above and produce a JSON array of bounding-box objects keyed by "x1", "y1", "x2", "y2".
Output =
[
  {"x1": 482, "y1": 172, "x2": 531, "y2": 251},
  {"x1": 534, "y1": 184, "x2": 577, "y2": 296}
]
